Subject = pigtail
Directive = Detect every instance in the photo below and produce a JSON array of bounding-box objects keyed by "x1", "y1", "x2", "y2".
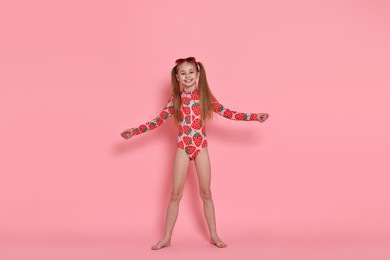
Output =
[
  {"x1": 171, "y1": 66, "x2": 182, "y2": 126},
  {"x1": 197, "y1": 62, "x2": 215, "y2": 125}
]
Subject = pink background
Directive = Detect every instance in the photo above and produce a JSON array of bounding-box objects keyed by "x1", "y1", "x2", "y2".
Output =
[{"x1": 1, "y1": 0, "x2": 390, "y2": 259}]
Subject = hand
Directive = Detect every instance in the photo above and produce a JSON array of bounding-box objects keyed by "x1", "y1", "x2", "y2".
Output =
[
  {"x1": 257, "y1": 113, "x2": 269, "y2": 123},
  {"x1": 120, "y1": 129, "x2": 134, "y2": 140}
]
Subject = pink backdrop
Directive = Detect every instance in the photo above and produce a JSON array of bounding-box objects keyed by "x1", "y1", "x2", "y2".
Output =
[{"x1": 1, "y1": 0, "x2": 389, "y2": 259}]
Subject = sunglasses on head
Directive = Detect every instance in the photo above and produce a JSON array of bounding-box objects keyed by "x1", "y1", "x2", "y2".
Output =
[{"x1": 175, "y1": 57, "x2": 196, "y2": 65}]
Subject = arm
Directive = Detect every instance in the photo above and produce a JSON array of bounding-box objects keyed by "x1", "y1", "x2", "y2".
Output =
[
  {"x1": 212, "y1": 98, "x2": 258, "y2": 121},
  {"x1": 130, "y1": 96, "x2": 174, "y2": 136}
]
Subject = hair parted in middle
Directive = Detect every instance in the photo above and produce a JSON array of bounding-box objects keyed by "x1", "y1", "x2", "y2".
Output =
[{"x1": 170, "y1": 60, "x2": 216, "y2": 127}]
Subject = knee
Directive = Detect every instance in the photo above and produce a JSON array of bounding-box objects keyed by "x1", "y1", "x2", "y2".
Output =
[
  {"x1": 200, "y1": 189, "x2": 212, "y2": 201},
  {"x1": 170, "y1": 189, "x2": 183, "y2": 202}
]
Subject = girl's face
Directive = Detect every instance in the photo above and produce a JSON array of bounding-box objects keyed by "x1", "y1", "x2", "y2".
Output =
[{"x1": 175, "y1": 62, "x2": 199, "y2": 89}]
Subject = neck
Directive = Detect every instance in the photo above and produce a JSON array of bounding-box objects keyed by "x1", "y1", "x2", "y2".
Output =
[{"x1": 183, "y1": 85, "x2": 196, "y2": 93}]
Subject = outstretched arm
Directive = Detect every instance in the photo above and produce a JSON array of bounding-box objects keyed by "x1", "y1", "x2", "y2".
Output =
[
  {"x1": 212, "y1": 99, "x2": 259, "y2": 121},
  {"x1": 123, "y1": 97, "x2": 174, "y2": 138}
]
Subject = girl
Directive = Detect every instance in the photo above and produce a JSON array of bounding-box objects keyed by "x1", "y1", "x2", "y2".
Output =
[{"x1": 120, "y1": 57, "x2": 269, "y2": 250}]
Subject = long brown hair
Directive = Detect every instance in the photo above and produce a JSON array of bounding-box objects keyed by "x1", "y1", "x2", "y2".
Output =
[{"x1": 170, "y1": 61, "x2": 215, "y2": 126}]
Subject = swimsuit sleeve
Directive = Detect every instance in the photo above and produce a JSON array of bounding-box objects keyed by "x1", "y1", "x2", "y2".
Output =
[
  {"x1": 130, "y1": 96, "x2": 174, "y2": 136},
  {"x1": 212, "y1": 98, "x2": 258, "y2": 121}
]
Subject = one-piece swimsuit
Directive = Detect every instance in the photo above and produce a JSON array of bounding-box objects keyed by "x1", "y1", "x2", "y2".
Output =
[{"x1": 130, "y1": 87, "x2": 258, "y2": 160}]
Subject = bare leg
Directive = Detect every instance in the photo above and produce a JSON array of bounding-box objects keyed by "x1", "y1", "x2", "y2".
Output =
[
  {"x1": 194, "y1": 148, "x2": 227, "y2": 248},
  {"x1": 151, "y1": 148, "x2": 190, "y2": 250}
]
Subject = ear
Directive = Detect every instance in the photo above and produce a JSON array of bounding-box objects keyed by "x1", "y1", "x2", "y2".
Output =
[{"x1": 175, "y1": 74, "x2": 179, "y2": 81}]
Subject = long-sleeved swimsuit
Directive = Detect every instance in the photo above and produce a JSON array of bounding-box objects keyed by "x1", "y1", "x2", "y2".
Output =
[{"x1": 130, "y1": 88, "x2": 258, "y2": 160}]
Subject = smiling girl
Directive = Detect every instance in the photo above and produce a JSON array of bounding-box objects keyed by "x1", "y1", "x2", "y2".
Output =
[{"x1": 121, "y1": 57, "x2": 269, "y2": 249}]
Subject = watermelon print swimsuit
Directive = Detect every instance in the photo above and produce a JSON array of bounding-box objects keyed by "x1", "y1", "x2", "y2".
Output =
[{"x1": 130, "y1": 88, "x2": 258, "y2": 160}]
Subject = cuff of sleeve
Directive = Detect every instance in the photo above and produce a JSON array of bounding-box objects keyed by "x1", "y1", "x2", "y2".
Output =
[
  {"x1": 249, "y1": 114, "x2": 258, "y2": 121},
  {"x1": 131, "y1": 127, "x2": 141, "y2": 135}
]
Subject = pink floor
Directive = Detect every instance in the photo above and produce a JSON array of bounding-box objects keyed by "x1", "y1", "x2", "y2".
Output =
[{"x1": 2, "y1": 232, "x2": 390, "y2": 260}]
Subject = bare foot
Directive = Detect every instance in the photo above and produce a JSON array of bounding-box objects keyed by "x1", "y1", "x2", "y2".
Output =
[
  {"x1": 151, "y1": 238, "x2": 171, "y2": 250},
  {"x1": 210, "y1": 236, "x2": 227, "y2": 248}
]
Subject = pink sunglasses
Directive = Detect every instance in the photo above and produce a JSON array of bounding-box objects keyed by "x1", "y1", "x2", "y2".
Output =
[{"x1": 175, "y1": 57, "x2": 196, "y2": 64}]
